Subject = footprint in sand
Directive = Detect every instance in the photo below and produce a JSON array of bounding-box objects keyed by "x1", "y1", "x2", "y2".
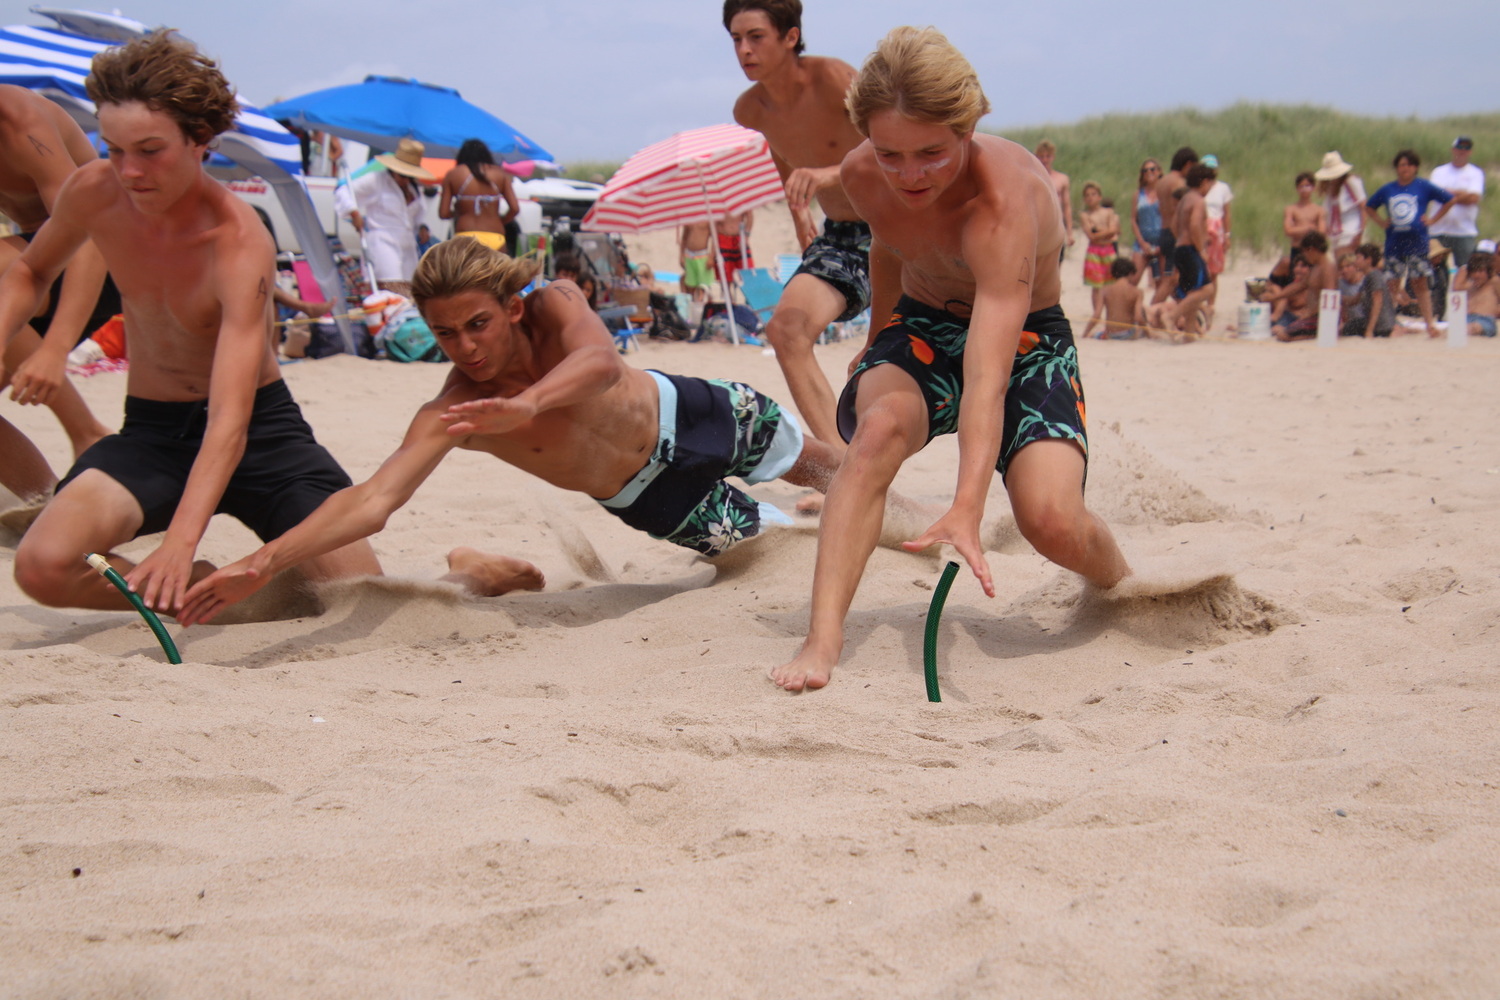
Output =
[{"x1": 539, "y1": 504, "x2": 615, "y2": 583}]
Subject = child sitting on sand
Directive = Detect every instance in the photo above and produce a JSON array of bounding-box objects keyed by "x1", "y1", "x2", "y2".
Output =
[
  {"x1": 1097, "y1": 257, "x2": 1146, "y2": 339},
  {"x1": 1339, "y1": 246, "x2": 1394, "y2": 338},
  {"x1": 1454, "y1": 250, "x2": 1498, "y2": 337},
  {"x1": 1261, "y1": 232, "x2": 1333, "y2": 340}
]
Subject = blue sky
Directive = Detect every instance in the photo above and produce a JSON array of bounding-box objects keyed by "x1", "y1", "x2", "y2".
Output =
[{"x1": 24, "y1": 0, "x2": 1497, "y2": 163}]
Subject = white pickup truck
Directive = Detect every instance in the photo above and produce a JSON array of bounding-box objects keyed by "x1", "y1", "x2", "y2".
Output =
[{"x1": 226, "y1": 174, "x2": 604, "y2": 256}]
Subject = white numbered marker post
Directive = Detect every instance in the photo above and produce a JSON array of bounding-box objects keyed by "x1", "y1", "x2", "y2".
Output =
[
  {"x1": 1316, "y1": 289, "x2": 1341, "y2": 347},
  {"x1": 1448, "y1": 291, "x2": 1467, "y2": 348}
]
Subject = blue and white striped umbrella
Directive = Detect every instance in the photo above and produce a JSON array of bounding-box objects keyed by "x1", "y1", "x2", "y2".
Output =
[
  {"x1": 0, "y1": 19, "x2": 303, "y2": 177},
  {"x1": 0, "y1": 10, "x2": 368, "y2": 354}
]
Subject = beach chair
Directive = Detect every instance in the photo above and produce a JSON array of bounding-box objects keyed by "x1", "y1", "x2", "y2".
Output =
[
  {"x1": 776, "y1": 252, "x2": 803, "y2": 285},
  {"x1": 603, "y1": 286, "x2": 652, "y2": 353},
  {"x1": 736, "y1": 267, "x2": 784, "y2": 327}
]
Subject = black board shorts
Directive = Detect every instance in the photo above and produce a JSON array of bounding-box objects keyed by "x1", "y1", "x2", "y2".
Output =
[{"x1": 57, "y1": 380, "x2": 353, "y2": 541}]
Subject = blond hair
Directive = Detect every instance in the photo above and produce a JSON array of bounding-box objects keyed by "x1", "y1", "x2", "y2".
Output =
[
  {"x1": 1035, "y1": 139, "x2": 1056, "y2": 157},
  {"x1": 87, "y1": 30, "x2": 237, "y2": 144},
  {"x1": 410, "y1": 238, "x2": 544, "y2": 309},
  {"x1": 845, "y1": 26, "x2": 991, "y2": 137}
]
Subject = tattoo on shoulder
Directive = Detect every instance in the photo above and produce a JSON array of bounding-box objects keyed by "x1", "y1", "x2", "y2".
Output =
[
  {"x1": 256, "y1": 277, "x2": 267, "y2": 300},
  {"x1": 1018, "y1": 256, "x2": 1032, "y2": 287},
  {"x1": 550, "y1": 284, "x2": 577, "y2": 302},
  {"x1": 26, "y1": 134, "x2": 52, "y2": 156}
]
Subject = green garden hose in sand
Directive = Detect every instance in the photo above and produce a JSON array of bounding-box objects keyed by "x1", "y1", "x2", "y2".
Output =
[
  {"x1": 85, "y1": 553, "x2": 182, "y2": 664},
  {"x1": 922, "y1": 561, "x2": 959, "y2": 703}
]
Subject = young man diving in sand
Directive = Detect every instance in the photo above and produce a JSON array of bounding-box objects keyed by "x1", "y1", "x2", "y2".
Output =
[
  {"x1": 179, "y1": 238, "x2": 897, "y2": 625},
  {"x1": 0, "y1": 31, "x2": 379, "y2": 614},
  {"x1": 725, "y1": 0, "x2": 871, "y2": 469},
  {"x1": 771, "y1": 27, "x2": 1132, "y2": 692}
]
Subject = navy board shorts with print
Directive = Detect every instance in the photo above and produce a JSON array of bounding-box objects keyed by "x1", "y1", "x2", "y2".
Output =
[
  {"x1": 836, "y1": 296, "x2": 1089, "y2": 483},
  {"x1": 596, "y1": 370, "x2": 804, "y2": 556},
  {"x1": 56, "y1": 379, "x2": 354, "y2": 541},
  {"x1": 788, "y1": 219, "x2": 872, "y2": 322}
]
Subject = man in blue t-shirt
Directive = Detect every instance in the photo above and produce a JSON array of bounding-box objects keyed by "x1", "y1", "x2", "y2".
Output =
[{"x1": 1365, "y1": 148, "x2": 1454, "y2": 337}]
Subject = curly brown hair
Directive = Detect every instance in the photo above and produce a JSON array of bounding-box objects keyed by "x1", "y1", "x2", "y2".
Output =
[{"x1": 86, "y1": 30, "x2": 237, "y2": 144}]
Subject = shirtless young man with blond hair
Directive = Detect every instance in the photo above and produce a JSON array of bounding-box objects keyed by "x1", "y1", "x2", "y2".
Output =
[
  {"x1": 0, "y1": 31, "x2": 379, "y2": 615},
  {"x1": 0, "y1": 84, "x2": 116, "y2": 500},
  {"x1": 178, "y1": 239, "x2": 900, "y2": 625},
  {"x1": 725, "y1": 0, "x2": 871, "y2": 453},
  {"x1": 771, "y1": 27, "x2": 1131, "y2": 692}
]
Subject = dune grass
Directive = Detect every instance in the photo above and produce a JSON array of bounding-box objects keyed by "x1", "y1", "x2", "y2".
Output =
[
  {"x1": 564, "y1": 104, "x2": 1496, "y2": 252},
  {"x1": 560, "y1": 160, "x2": 622, "y2": 183},
  {"x1": 994, "y1": 103, "x2": 1498, "y2": 253}
]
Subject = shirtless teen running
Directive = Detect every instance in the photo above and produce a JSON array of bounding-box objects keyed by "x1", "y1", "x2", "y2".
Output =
[
  {"x1": 0, "y1": 32, "x2": 378, "y2": 614},
  {"x1": 0, "y1": 84, "x2": 117, "y2": 500},
  {"x1": 771, "y1": 27, "x2": 1131, "y2": 692},
  {"x1": 726, "y1": 0, "x2": 871, "y2": 452}
]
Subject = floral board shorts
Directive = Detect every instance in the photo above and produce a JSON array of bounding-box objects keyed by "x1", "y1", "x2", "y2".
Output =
[
  {"x1": 837, "y1": 297, "x2": 1088, "y2": 483},
  {"x1": 788, "y1": 219, "x2": 872, "y2": 322},
  {"x1": 1387, "y1": 252, "x2": 1435, "y2": 285},
  {"x1": 596, "y1": 370, "x2": 803, "y2": 555}
]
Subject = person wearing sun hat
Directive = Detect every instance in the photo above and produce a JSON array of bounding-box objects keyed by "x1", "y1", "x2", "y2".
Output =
[
  {"x1": 1315, "y1": 151, "x2": 1367, "y2": 256},
  {"x1": 347, "y1": 137, "x2": 436, "y2": 294},
  {"x1": 1429, "y1": 137, "x2": 1484, "y2": 268}
]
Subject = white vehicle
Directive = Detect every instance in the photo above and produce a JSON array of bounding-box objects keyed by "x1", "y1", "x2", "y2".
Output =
[{"x1": 227, "y1": 173, "x2": 602, "y2": 257}]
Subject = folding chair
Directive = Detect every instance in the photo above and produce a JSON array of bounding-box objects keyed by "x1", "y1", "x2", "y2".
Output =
[
  {"x1": 603, "y1": 286, "x2": 652, "y2": 353},
  {"x1": 736, "y1": 267, "x2": 784, "y2": 327},
  {"x1": 775, "y1": 252, "x2": 803, "y2": 285}
]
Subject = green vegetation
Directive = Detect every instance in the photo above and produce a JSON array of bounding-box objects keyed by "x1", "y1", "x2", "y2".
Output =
[
  {"x1": 999, "y1": 103, "x2": 1499, "y2": 253},
  {"x1": 560, "y1": 160, "x2": 621, "y2": 183},
  {"x1": 567, "y1": 105, "x2": 1498, "y2": 253}
]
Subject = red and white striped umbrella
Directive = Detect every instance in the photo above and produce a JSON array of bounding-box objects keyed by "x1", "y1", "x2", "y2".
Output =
[{"x1": 580, "y1": 123, "x2": 784, "y2": 233}]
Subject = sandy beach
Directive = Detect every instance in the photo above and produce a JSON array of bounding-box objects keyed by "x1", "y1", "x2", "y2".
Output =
[{"x1": 3, "y1": 208, "x2": 1498, "y2": 998}]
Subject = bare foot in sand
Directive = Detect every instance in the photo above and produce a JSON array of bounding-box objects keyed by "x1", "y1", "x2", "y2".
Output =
[
  {"x1": 794, "y1": 492, "x2": 824, "y2": 515},
  {"x1": 770, "y1": 639, "x2": 840, "y2": 692},
  {"x1": 442, "y1": 547, "x2": 545, "y2": 596}
]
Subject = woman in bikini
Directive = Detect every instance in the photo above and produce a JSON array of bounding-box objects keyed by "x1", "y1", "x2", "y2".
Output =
[{"x1": 439, "y1": 138, "x2": 520, "y2": 253}]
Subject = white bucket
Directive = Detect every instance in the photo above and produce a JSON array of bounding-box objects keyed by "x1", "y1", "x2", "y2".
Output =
[{"x1": 1237, "y1": 301, "x2": 1272, "y2": 340}]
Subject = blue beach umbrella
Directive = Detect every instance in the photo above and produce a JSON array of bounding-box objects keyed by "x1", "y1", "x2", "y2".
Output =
[{"x1": 264, "y1": 75, "x2": 552, "y2": 162}]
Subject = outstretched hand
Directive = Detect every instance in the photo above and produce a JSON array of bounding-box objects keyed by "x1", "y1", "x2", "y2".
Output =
[
  {"x1": 900, "y1": 506, "x2": 994, "y2": 598},
  {"x1": 124, "y1": 537, "x2": 197, "y2": 615},
  {"x1": 178, "y1": 553, "x2": 273, "y2": 626},
  {"x1": 440, "y1": 395, "x2": 537, "y2": 436}
]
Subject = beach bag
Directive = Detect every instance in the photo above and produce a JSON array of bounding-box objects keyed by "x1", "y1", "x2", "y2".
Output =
[
  {"x1": 695, "y1": 302, "x2": 761, "y2": 343},
  {"x1": 384, "y1": 314, "x2": 445, "y2": 363},
  {"x1": 648, "y1": 291, "x2": 692, "y2": 341}
]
